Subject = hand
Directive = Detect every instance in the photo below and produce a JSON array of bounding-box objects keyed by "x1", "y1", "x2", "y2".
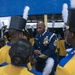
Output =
[
  {"x1": 34, "y1": 50, "x2": 41, "y2": 55},
  {"x1": 31, "y1": 58, "x2": 37, "y2": 64}
]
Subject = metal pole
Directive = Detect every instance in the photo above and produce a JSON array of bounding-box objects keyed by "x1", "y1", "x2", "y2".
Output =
[{"x1": 44, "y1": 15, "x2": 48, "y2": 29}]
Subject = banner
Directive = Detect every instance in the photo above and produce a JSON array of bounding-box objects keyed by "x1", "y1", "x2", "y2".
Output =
[{"x1": 0, "y1": 0, "x2": 70, "y2": 16}]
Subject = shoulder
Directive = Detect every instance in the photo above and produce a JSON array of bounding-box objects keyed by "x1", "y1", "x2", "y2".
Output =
[
  {"x1": 35, "y1": 34, "x2": 39, "y2": 38},
  {"x1": 0, "y1": 45, "x2": 8, "y2": 51},
  {"x1": 48, "y1": 32, "x2": 57, "y2": 41},
  {"x1": 56, "y1": 64, "x2": 69, "y2": 75},
  {"x1": 59, "y1": 40, "x2": 65, "y2": 42},
  {"x1": 0, "y1": 65, "x2": 6, "y2": 73},
  {"x1": 59, "y1": 40, "x2": 65, "y2": 45},
  {"x1": 46, "y1": 31, "x2": 53, "y2": 35},
  {"x1": 46, "y1": 31, "x2": 56, "y2": 39},
  {"x1": 49, "y1": 32, "x2": 57, "y2": 38},
  {"x1": 59, "y1": 54, "x2": 74, "y2": 67},
  {"x1": 34, "y1": 34, "x2": 40, "y2": 41},
  {"x1": 0, "y1": 45, "x2": 10, "y2": 51}
]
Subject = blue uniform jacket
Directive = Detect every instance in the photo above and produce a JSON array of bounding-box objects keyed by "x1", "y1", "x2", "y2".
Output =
[{"x1": 33, "y1": 30, "x2": 57, "y2": 59}]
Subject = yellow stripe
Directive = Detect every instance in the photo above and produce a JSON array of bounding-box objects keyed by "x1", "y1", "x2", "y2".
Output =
[{"x1": 39, "y1": 54, "x2": 48, "y2": 59}]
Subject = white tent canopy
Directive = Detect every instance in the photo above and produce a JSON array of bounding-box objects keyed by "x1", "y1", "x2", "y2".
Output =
[{"x1": 0, "y1": 17, "x2": 64, "y2": 29}]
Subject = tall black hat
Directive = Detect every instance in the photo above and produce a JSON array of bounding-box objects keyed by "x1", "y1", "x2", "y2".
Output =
[
  {"x1": 67, "y1": 8, "x2": 75, "y2": 32},
  {"x1": 9, "y1": 6, "x2": 30, "y2": 32},
  {"x1": 9, "y1": 16, "x2": 26, "y2": 32},
  {"x1": 67, "y1": 0, "x2": 75, "y2": 32}
]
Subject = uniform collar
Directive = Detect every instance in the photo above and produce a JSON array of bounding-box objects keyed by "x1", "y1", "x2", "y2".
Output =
[
  {"x1": 42, "y1": 30, "x2": 47, "y2": 35},
  {"x1": 11, "y1": 63, "x2": 27, "y2": 67},
  {"x1": 7, "y1": 42, "x2": 12, "y2": 46},
  {"x1": 40, "y1": 30, "x2": 47, "y2": 37}
]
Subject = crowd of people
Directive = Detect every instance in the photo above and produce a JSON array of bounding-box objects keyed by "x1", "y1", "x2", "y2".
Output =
[{"x1": 0, "y1": 1, "x2": 75, "y2": 75}]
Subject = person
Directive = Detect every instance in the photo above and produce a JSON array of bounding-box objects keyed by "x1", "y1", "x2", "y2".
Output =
[
  {"x1": 0, "y1": 38, "x2": 42, "y2": 75},
  {"x1": 0, "y1": 24, "x2": 6, "y2": 48},
  {"x1": 57, "y1": 31, "x2": 72, "y2": 62},
  {"x1": 56, "y1": 2, "x2": 75, "y2": 75},
  {"x1": 56, "y1": 3, "x2": 71, "y2": 62},
  {"x1": 33, "y1": 20, "x2": 57, "y2": 75},
  {"x1": 0, "y1": 16, "x2": 26, "y2": 64},
  {"x1": 57, "y1": 39, "x2": 71, "y2": 62},
  {"x1": 0, "y1": 16, "x2": 32, "y2": 69}
]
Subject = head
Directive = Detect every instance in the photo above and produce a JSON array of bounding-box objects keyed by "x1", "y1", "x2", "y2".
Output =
[
  {"x1": 64, "y1": 9, "x2": 75, "y2": 47},
  {"x1": 64, "y1": 28, "x2": 75, "y2": 47},
  {"x1": 9, "y1": 38, "x2": 32, "y2": 66},
  {"x1": 36, "y1": 20, "x2": 45, "y2": 34},
  {"x1": 8, "y1": 29, "x2": 24, "y2": 42}
]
